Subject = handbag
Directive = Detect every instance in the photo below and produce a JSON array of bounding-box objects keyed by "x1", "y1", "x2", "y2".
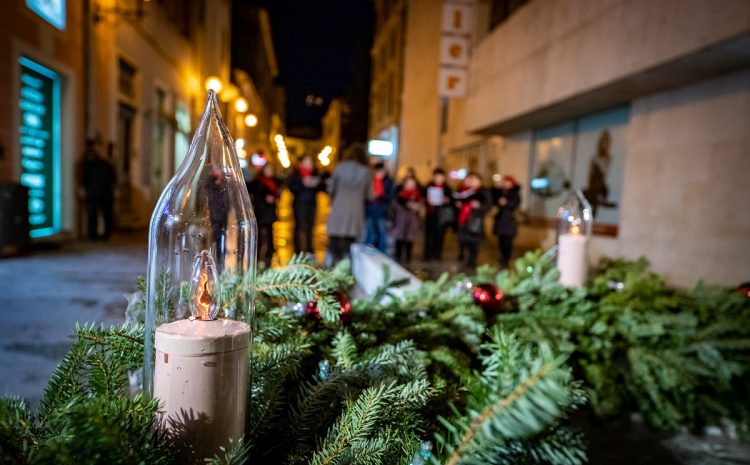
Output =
[
  {"x1": 466, "y1": 215, "x2": 484, "y2": 235},
  {"x1": 437, "y1": 206, "x2": 455, "y2": 226}
]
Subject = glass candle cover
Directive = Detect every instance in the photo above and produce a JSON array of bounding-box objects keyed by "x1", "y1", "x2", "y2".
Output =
[
  {"x1": 144, "y1": 91, "x2": 257, "y2": 460},
  {"x1": 555, "y1": 189, "x2": 593, "y2": 287}
]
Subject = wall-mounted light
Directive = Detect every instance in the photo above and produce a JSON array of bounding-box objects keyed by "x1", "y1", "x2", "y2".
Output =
[
  {"x1": 235, "y1": 97, "x2": 248, "y2": 113},
  {"x1": 204, "y1": 76, "x2": 223, "y2": 93},
  {"x1": 244, "y1": 114, "x2": 258, "y2": 127}
]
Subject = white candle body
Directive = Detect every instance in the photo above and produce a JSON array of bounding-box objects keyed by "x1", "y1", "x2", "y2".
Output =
[
  {"x1": 154, "y1": 318, "x2": 250, "y2": 462},
  {"x1": 557, "y1": 233, "x2": 589, "y2": 287}
]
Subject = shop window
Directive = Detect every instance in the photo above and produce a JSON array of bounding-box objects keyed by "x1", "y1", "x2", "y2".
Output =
[{"x1": 529, "y1": 106, "x2": 630, "y2": 233}]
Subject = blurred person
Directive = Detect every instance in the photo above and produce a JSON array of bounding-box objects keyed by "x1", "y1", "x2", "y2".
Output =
[
  {"x1": 491, "y1": 175, "x2": 521, "y2": 269},
  {"x1": 82, "y1": 137, "x2": 116, "y2": 241},
  {"x1": 423, "y1": 168, "x2": 453, "y2": 261},
  {"x1": 287, "y1": 155, "x2": 324, "y2": 254},
  {"x1": 247, "y1": 163, "x2": 281, "y2": 266},
  {"x1": 397, "y1": 166, "x2": 423, "y2": 193},
  {"x1": 453, "y1": 172, "x2": 490, "y2": 268},
  {"x1": 365, "y1": 161, "x2": 394, "y2": 253},
  {"x1": 327, "y1": 143, "x2": 372, "y2": 264},
  {"x1": 391, "y1": 176, "x2": 422, "y2": 263}
]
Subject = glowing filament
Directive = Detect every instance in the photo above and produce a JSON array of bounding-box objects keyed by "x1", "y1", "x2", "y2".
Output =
[{"x1": 190, "y1": 250, "x2": 220, "y2": 320}]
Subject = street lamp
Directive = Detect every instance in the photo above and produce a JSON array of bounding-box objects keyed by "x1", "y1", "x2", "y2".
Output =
[
  {"x1": 244, "y1": 114, "x2": 258, "y2": 127},
  {"x1": 235, "y1": 98, "x2": 248, "y2": 113},
  {"x1": 204, "y1": 76, "x2": 223, "y2": 93}
]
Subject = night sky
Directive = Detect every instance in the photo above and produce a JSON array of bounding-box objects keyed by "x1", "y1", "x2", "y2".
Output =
[{"x1": 242, "y1": 0, "x2": 373, "y2": 136}]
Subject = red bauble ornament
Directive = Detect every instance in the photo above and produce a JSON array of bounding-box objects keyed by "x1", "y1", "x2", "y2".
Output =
[
  {"x1": 739, "y1": 282, "x2": 750, "y2": 299},
  {"x1": 472, "y1": 283, "x2": 505, "y2": 316},
  {"x1": 337, "y1": 292, "x2": 353, "y2": 326},
  {"x1": 305, "y1": 300, "x2": 321, "y2": 321}
]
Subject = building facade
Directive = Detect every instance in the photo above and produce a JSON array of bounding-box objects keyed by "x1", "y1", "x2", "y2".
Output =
[
  {"x1": 1, "y1": 0, "x2": 282, "y2": 240},
  {"x1": 372, "y1": 0, "x2": 750, "y2": 286}
]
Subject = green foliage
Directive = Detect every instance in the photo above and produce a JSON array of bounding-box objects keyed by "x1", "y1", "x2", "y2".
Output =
[
  {"x1": 433, "y1": 330, "x2": 586, "y2": 465},
  {"x1": 1, "y1": 253, "x2": 585, "y2": 465},
  {"x1": 494, "y1": 251, "x2": 750, "y2": 433}
]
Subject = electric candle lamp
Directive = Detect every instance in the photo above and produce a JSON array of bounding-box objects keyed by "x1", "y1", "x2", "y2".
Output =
[
  {"x1": 145, "y1": 91, "x2": 257, "y2": 463},
  {"x1": 556, "y1": 189, "x2": 593, "y2": 287}
]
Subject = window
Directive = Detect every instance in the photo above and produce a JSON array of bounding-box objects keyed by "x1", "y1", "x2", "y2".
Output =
[
  {"x1": 118, "y1": 59, "x2": 137, "y2": 100},
  {"x1": 174, "y1": 102, "x2": 191, "y2": 170},
  {"x1": 19, "y1": 57, "x2": 61, "y2": 237},
  {"x1": 26, "y1": 0, "x2": 65, "y2": 29},
  {"x1": 529, "y1": 106, "x2": 630, "y2": 231}
]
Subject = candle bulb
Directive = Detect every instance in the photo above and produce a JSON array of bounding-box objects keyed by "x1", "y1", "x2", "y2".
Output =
[
  {"x1": 144, "y1": 90, "x2": 257, "y2": 463},
  {"x1": 555, "y1": 189, "x2": 593, "y2": 288}
]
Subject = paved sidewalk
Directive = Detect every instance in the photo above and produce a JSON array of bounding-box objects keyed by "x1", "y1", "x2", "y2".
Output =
[
  {"x1": 0, "y1": 233, "x2": 147, "y2": 405},
  {"x1": 0, "y1": 193, "x2": 520, "y2": 404}
]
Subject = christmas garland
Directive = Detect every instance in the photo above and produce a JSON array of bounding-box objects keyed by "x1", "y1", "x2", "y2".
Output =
[
  {"x1": 1, "y1": 253, "x2": 748, "y2": 464},
  {"x1": 0, "y1": 256, "x2": 583, "y2": 465}
]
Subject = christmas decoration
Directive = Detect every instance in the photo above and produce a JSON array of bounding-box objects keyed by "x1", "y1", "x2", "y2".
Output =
[
  {"x1": 471, "y1": 283, "x2": 504, "y2": 316},
  {"x1": 739, "y1": 281, "x2": 750, "y2": 298},
  {"x1": 304, "y1": 300, "x2": 320, "y2": 321},
  {"x1": 556, "y1": 189, "x2": 593, "y2": 287},
  {"x1": 337, "y1": 291, "x2": 352, "y2": 325},
  {"x1": 144, "y1": 90, "x2": 257, "y2": 461},
  {"x1": 2, "y1": 251, "x2": 749, "y2": 465}
]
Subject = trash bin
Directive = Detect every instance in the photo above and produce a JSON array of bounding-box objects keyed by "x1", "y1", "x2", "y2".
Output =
[{"x1": 0, "y1": 182, "x2": 31, "y2": 256}]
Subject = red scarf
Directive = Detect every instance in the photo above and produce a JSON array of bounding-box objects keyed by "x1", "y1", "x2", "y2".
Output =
[
  {"x1": 258, "y1": 175, "x2": 278, "y2": 194},
  {"x1": 399, "y1": 187, "x2": 421, "y2": 201},
  {"x1": 456, "y1": 187, "x2": 477, "y2": 226},
  {"x1": 373, "y1": 175, "x2": 384, "y2": 197},
  {"x1": 298, "y1": 167, "x2": 313, "y2": 178}
]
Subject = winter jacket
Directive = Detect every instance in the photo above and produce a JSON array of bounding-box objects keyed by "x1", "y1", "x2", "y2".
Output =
[
  {"x1": 365, "y1": 175, "x2": 395, "y2": 219},
  {"x1": 247, "y1": 176, "x2": 281, "y2": 226},
  {"x1": 287, "y1": 168, "x2": 324, "y2": 219},
  {"x1": 491, "y1": 185, "x2": 521, "y2": 236},
  {"x1": 327, "y1": 161, "x2": 372, "y2": 238},
  {"x1": 454, "y1": 188, "x2": 491, "y2": 243},
  {"x1": 391, "y1": 189, "x2": 422, "y2": 242}
]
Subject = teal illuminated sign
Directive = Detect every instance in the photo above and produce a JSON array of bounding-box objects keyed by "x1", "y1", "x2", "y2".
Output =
[
  {"x1": 26, "y1": 0, "x2": 66, "y2": 30},
  {"x1": 19, "y1": 57, "x2": 61, "y2": 238}
]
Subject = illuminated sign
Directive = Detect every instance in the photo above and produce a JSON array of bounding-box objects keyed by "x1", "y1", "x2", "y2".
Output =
[
  {"x1": 367, "y1": 139, "x2": 394, "y2": 157},
  {"x1": 26, "y1": 0, "x2": 66, "y2": 30},
  {"x1": 19, "y1": 57, "x2": 61, "y2": 238}
]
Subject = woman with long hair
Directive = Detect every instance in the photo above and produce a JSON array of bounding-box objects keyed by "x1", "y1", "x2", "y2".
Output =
[{"x1": 326, "y1": 143, "x2": 372, "y2": 264}]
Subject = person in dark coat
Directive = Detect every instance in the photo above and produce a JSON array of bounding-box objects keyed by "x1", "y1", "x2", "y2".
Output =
[
  {"x1": 453, "y1": 172, "x2": 491, "y2": 268},
  {"x1": 82, "y1": 138, "x2": 116, "y2": 241},
  {"x1": 365, "y1": 161, "x2": 395, "y2": 253},
  {"x1": 287, "y1": 155, "x2": 324, "y2": 254},
  {"x1": 327, "y1": 143, "x2": 372, "y2": 264},
  {"x1": 491, "y1": 175, "x2": 521, "y2": 269},
  {"x1": 422, "y1": 168, "x2": 453, "y2": 261},
  {"x1": 247, "y1": 163, "x2": 281, "y2": 265},
  {"x1": 391, "y1": 176, "x2": 422, "y2": 263}
]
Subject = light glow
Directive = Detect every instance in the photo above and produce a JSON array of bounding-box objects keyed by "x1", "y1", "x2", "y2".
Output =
[
  {"x1": 274, "y1": 134, "x2": 291, "y2": 168},
  {"x1": 318, "y1": 145, "x2": 332, "y2": 166},
  {"x1": 244, "y1": 114, "x2": 258, "y2": 127},
  {"x1": 204, "y1": 76, "x2": 223, "y2": 93},
  {"x1": 367, "y1": 139, "x2": 394, "y2": 157},
  {"x1": 235, "y1": 97, "x2": 248, "y2": 113}
]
